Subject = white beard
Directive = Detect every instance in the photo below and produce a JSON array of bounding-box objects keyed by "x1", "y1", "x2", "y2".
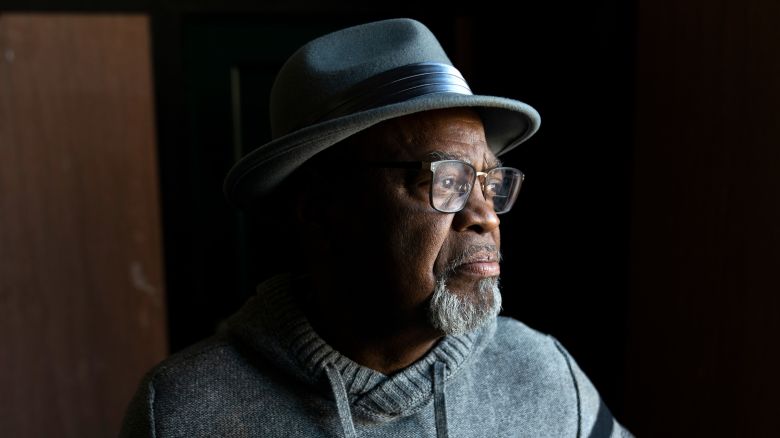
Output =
[{"x1": 427, "y1": 275, "x2": 502, "y2": 335}]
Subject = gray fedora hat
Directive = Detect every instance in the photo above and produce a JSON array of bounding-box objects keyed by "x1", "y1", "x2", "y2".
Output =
[{"x1": 223, "y1": 18, "x2": 541, "y2": 209}]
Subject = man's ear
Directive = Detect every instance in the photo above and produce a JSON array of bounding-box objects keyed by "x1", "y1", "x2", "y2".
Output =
[{"x1": 293, "y1": 169, "x2": 332, "y2": 241}]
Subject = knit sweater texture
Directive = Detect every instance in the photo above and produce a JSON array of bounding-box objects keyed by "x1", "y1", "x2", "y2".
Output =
[{"x1": 120, "y1": 274, "x2": 633, "y2": 437}]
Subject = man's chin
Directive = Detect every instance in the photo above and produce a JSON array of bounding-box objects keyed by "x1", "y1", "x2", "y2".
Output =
[{"x1": 427, "y1": 275, "x2": 502, "y2": 335}]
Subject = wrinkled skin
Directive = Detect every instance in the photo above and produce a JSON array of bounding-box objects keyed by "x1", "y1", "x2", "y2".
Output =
[{"x1": 298, "y1": 107, "x2": 502, "y2": 373}]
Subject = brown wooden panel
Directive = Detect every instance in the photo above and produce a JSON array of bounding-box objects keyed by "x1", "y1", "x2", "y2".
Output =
[
  {"x1": 0, "y1": 14, "x2": 167, "y2": 437},
  {"x1": 626, "y1": 0, "x2": 780, "y2": 435}
]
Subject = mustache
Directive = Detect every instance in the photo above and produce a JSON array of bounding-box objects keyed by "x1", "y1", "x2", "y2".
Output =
[{"x1": 441, "y1": 244, "x2": 501, "y2": 277}]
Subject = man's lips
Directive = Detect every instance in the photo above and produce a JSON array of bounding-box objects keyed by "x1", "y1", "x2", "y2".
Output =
[
  {"x1": 454, "y1": 261, "x2": 501, "y2": 277},
  {"x1": 452, "y1": 253, "x2": 500, "y2": 277}
]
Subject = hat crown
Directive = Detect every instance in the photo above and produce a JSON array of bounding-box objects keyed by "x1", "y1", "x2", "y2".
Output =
[{"x1": 269, "y1": 18, "x2": 453, "y2": 139}]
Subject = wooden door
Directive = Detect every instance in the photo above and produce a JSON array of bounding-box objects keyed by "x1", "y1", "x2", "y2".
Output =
[{"x1": 0, "y1": 14, "x2": 168, "y2": 437}]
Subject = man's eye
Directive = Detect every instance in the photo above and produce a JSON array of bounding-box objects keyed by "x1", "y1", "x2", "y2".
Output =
[
  {"x1": 485, "y1": 179, "x2": 501, "y2": 195},
  {"x1": 434, "y1": 174, "x2": 460, "y2": 190},
  {"x1": 439, "y1": 177, "x2": 455, "y2": 189}
]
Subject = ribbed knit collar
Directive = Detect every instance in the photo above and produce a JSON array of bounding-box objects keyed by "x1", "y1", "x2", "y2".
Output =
[{"x1": 225, "y1": 273, "x2": 497, "y2": 421}]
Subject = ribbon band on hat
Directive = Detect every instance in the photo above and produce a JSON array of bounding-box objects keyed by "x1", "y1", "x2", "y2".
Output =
[{"x1": 304, "y1": 63, "x2": 473, "y2": 129}]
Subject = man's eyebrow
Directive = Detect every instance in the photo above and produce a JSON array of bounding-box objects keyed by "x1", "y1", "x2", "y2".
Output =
[
  {"x1": 428, "y1": 150, "x2": 466, "y2": 163},
  {"x1": 426, "y1": 150, "x2": 502, "y2": 169}
]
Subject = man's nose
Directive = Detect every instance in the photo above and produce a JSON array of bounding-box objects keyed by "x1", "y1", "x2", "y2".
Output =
[{"x1": 452, "y1": 181, "x2": 500, "y2": 233}]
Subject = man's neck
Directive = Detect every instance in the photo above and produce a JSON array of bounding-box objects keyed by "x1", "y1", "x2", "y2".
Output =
[{"x1": 296, "y1": 277, "x2": 441, "y2": 375}]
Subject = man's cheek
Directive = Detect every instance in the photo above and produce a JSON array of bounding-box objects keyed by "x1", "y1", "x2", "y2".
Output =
[{"x1": 416, "y1": 217, "x2": 453, "y2": 282}]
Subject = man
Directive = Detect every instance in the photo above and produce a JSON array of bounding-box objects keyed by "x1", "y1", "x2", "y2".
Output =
[{"x1": 121, "y1": 18, "x2": 632, "y2": 437}]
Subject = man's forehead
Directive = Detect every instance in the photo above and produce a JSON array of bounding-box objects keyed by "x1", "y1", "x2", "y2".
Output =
[
  {"x1": 358, "y1": 108, "x2": 498, "y2": 165},
  {"x1": 427, "y1": 150, "x2": 502, "y2": 169}
]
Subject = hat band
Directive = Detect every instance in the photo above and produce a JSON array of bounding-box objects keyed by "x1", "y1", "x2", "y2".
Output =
[{"x1": 304, "y1": 62, "x2": 473, "y2": 129}]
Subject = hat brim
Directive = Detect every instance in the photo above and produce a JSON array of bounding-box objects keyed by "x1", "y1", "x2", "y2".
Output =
[{"x1": 223, "y1": 92, "x2": 540, "y2": 209}]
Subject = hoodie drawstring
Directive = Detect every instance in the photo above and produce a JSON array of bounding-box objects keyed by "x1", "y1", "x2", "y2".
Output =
[
  {"x1": 433, "y1": 362, "x2": 449, "y2": 438},
  {"x1": 325, "y1": 365, "x2": 357, "y2": 438}
]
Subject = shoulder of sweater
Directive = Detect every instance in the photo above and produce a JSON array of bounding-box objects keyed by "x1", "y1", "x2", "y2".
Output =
[
  {"x1": 492, "y1": 315, "x2": 558, "y2": 353},
  {"x1": 484, "y1": 316, "x2": 576, "y2": 382},
  {"x1": 491, "y1": 317, "x2": 586, "y2": 379},
  {"x1": 121, "y1": 333, "x2": 242, "y2": 436},
  {"x1": 492, "y1": 317, "x2": 631, "y2": 437},
  {"x1": 142, "y1": 332, "x2": 253, "y2": 390}
]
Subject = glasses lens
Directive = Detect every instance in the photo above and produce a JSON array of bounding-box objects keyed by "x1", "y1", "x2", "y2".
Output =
[
  {"x1": 431, "y1": 161, "x2": 475, "y2": 213},
  {"x1": 485, "y1": 167, "x2": 524, "y2": 213}
]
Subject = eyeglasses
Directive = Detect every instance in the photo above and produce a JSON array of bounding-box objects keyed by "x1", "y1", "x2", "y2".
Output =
[{"x1": 367, "y1": 160, "x2": 524, "y2": 214}]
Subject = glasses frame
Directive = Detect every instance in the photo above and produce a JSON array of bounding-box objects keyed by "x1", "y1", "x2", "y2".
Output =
[{"x1": 366, "y1": 159, "x2": 525, "y2": 214}]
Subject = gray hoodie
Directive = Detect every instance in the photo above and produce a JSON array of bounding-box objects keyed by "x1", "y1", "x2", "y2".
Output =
[{"x1": 120, "y1": 274, "x2": 633, "y2": 437}]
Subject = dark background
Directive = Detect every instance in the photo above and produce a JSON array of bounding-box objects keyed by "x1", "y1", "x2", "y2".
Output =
[
  {"x1": 154, "y1": 8, "x2": 635, "y2": 426},
  {"x1": 3, "y1": 1, "x2": 778, "y2": 436},
  {"x1": 158, "y1": 5, "x2": 636, "y2": 427}
]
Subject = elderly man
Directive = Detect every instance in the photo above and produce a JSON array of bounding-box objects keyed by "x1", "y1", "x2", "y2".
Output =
[{"x1": 121, "y1": 18, "x2": 632, "y2": 437}]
